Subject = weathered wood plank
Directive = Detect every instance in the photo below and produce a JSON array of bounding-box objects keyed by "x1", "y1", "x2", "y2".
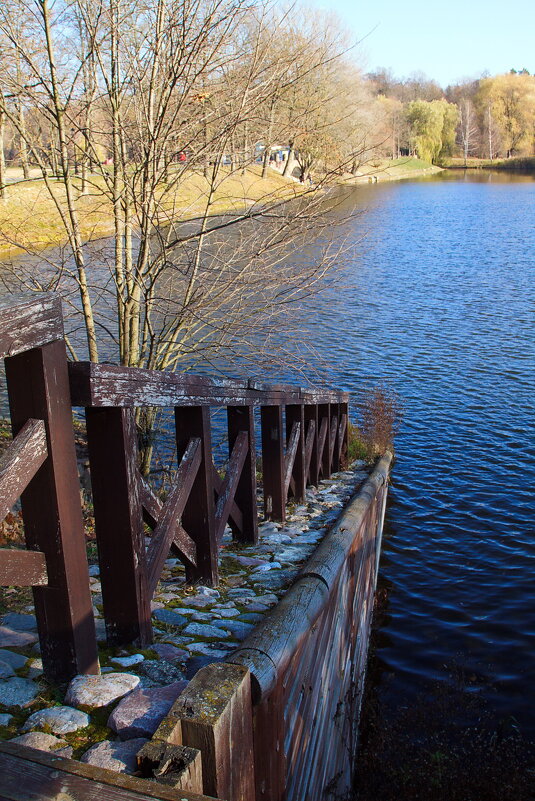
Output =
[
  {"x1": 0, "y1": 548, "x2": 48, "y2": 586},
  {"x1": 304, "y1": 405, "x2": 319, "y2": 486},
  {"x1": 212, "y1": 466, "x2": 243, "y2": 533},
  {"x1": 329, "y1": 412, "x2": 339, "y2": 473},
  {"x1": 337, "y1": 412, "x2": 348, "y2": 464},
  {"x1": 86, "y1": 407, "x2": 152, "y2": 646},
  {"x1": 5, "y1": 339, "x2": 98, "y2": 681},
  {"x1": 214, "y1": 431, "x2": 248, "y2": 544},
  {"x1": 0, "y1": 418, "x2": 47, "y2": 521},
  {"x1": 170, "y1": 663, "x2": 255, "y2": 801},
  {"x1": 303, "y1": 418, "x2": 316, "y2": 487},
  {"x1": 227, "y1": 406, "x2": 258, "y2": 544},
  {"x1": 69, "y1": 362, "x2": 348, "y2": 409},
  {"x1": 140, "y1": 478, "x2": 198, "y2": 570},
  {"x1": 146, "y1": 438, "x2": 201, "y2": 594},
  {"x1": 283, "y1": 420, "x2": 301, "y2": 501},
  {"x1": 0, "y1": 741, "x2": 215, "y2": 801},
  {"x1": 0, "y1": 293, "x2": 64, "y2": 360},
  {"x1": 286, "y1": 405, "x2": 306, "y2": 501},
  {"x1": 260, "y1": 406, "x2": 285, "y2": 522},
  {"x1": 175, "y1": 407, "x2": 218, "y2": 585},
  {"x1": 318, "y1": 404, "x2": 330, "y2": 479}
]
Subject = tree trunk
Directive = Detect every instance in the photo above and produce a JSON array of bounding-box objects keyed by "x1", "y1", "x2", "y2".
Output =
[
  {"x1": 17, "y1": 103, "x2": 30, "y2": 179},
  {"x1": 0, "y1": 96, "x2": 6, "y2": 199},
  {"x1": 283, "y1": 144, "x2": 294, "y2": 177}
]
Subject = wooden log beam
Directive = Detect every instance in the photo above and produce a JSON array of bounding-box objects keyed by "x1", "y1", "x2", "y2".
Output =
[
  {"x1": 86, "y1": 406, "x2": 152, "y2": 646},
  {"x1": 260, "y1": 405, "x2": 285, "y2": 523},
  {"x1": 283, "y1": 421, "x2": 301, "y2": 500},
  {"x1": 167, "y1": 663, "x2": 255, "y2": 801},
  {"x1": 0, "y1": 549, "x2": 47, "y2": 586},
  {"x1": 146, "y1": 438, "x2": 201, "y2": 595},
  {"x1": 175, "y1": 407, "x2": 218, "y2": 586},
  {"x1": 5, "y1": 339, "x2": 98, "y2": 681},
  {"x1": 0, "y1": 418, "x2": 47, "y2": 521},
  {"x1": 227, "y1": 406, "x2": 258, "y2": 544},
  {"x1": 214, "y1": 431, "x2": 249, "y2": 544}
]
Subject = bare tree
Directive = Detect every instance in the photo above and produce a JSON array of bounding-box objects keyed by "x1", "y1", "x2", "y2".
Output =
[
  {"x1": 457, "y1": 97, "x2": 479, "y2": 165},
  {"x1": 0, "y1": 0, "x2": 369, "y2": 473}
]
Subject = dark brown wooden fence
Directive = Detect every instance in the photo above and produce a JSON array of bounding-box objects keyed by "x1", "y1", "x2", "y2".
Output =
[
  {"x1": 0, "y1": 294, "x2": 98, "y2": 682},
  {"x1": 142, "y1": 454, "x2": 392, "y2": 801},
  {"x1": 1, "y1": 293, "x2": 349, "y2": 674},
  {"x1": 69, "y1": 362, "x2": 349, "y2": 647}
]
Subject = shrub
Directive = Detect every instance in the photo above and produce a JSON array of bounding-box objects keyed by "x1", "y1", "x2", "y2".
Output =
[{"x1": 358, "y1": 385, "x2": 402, "y2": 459}]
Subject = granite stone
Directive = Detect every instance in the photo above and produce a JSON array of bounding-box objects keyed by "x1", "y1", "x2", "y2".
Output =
[
  {"x1": 10, "y1": 732, "x2": 73, "y2": 757},
  {"x1": 0, "y1": 627, "x2": 38, "y2": 648},
  {"x1": 81, "y1": 738, "x2": 149, "y2": 774},
  {"x1": 108, "y1": 681, "x2": 188, "y2": 739},
  {"x1": 1, "y1": 677, "x2": 39, "y2": 707},
  {"x1": 22, "y1": 705, "x2": 90, "y2": 734},
  {"x1": 65, "y1": 673, "x2": 140, "y2": 708}
]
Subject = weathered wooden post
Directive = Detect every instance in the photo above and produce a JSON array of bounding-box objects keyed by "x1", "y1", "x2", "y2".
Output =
[
  {"x1": 227, "y1": 406, "x2": 258, "y2": 543},
  {"x1": 149, "y1": 662, "x2": 255, "y2": 801},
  {"x1": 286, "y1": 404, "x2": 306, "y2": 502},
  {"x1": 175, "y1": 405, "x2": 218, "y2": 585},
  {"x1": 260, "y1": 405, "x2": 285, "y2": 522},
  {"x1": 339, "y1": 400, "x2": 349, "y2": 469},
  {"x1": 1, "y1": 294, "x2": 98, "y2": 681},
  {"x1": 85, "y1": 406, "x2": 152, "y2": 646}
]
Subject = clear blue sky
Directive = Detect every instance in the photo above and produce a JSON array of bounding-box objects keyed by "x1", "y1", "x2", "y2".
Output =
[{"x1": 308, "y1": 0, "x2": 535, "y2": 87}]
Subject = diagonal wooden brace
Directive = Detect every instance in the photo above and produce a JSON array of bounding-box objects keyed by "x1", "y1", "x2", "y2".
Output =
[
  {"x1": 283, "y1": 421, "x2": 301, "y2": 499},
  {"x1": 214, "y1": 430, "x2": 249, "y2": 543},
  {"x1": 145, "y1": 437, "x2": 201, "y2": 595}
]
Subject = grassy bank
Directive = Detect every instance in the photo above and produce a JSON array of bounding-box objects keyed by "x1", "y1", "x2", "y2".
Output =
[
  {"x1": 344, "y1": 157, "x2": 442, "y2": 184},
  {"x1": 0, "y1": 165, "x2": 303, "y2": 259},
  {"x1": 446, "y1": 156, "x2": 535, "y2": 173}
]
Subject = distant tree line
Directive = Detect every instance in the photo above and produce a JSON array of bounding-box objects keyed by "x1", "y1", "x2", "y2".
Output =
[{"x1": 366, "y1": 67, "x2": 535, "y2": 164}]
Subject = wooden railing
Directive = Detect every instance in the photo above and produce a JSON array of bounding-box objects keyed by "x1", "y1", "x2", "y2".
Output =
[
  {"x1": 0, "y1": 293, "x2": 349, "y2": 676},
  {"x1": 0, "y1": 294, "x2": 98, "y2": 682},
  {"x1": 69, "y1": 362, "x2": 349, "y2": 647}
]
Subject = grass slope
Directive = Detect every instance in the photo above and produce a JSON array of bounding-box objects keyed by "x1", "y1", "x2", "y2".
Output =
[{"x1": 0, "y1": 165, "x2": 301, "y2": 259}]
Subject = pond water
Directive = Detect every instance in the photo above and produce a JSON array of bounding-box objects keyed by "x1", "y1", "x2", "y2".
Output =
[
  {"x1": 1, "y1": 170, "x2": 533, "y2": 742},
  {"x1": 305, "y1": 171, "x2": 535, "y2": 738}
]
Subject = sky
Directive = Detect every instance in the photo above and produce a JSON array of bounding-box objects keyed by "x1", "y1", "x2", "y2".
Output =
[{"x1": 309, "y1": 0, "x2": 535, "y2": 88}]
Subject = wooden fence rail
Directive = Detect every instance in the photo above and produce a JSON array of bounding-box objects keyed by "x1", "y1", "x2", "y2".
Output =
[{"x1": 1, "y1": 293, "x2": 349, "y2": 675}]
